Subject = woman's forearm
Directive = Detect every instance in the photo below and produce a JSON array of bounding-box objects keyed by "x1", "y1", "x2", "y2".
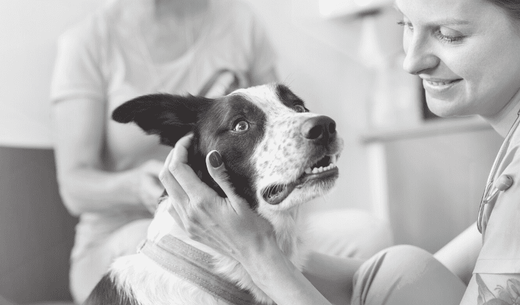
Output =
[
  {"x1": 53, "y1": 97, "x2": 158, "y2": 216},
  {"x1": 58, "y1": 166, "x2": 146, "y2": 215},
  {"x1": 304, "y1": 251, "x2": 364, "y2": 304},
  {"x1": 239, "y1": 239, "x2": 333, "y2": 305},
  {"x1": 434, "y1": 223, "x2": 481, "y2": 285}
]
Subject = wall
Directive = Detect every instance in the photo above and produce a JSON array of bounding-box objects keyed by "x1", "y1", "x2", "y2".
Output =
[
  {"x1": 377, "y1": 123, "x2": 503, "y2": 252},
  {"x1": 0, "y1": 0, "x2": 104, "y2": 148}
]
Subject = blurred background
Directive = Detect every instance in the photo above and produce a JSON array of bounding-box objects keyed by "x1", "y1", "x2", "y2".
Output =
[{"x1": 0, "y1": 0, "x2": 503, "y2": 303}]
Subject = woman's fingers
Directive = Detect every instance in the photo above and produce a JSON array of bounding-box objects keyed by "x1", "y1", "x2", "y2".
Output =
[
  {"x1": 160, "y1": 148, "x2": 185, "y2": 202},
  {"x1": 206, "y1": 150, "x2": 247, "y2": 214},
  {"x1": 160, "y1": 134, "x2": 219, "y2": 226},
  {"x1": 160, "y1": 149, "x2": 190, "y2": 228},
  {"x1": 168, "y1": 134, "x2": 216, "y2": 202}
]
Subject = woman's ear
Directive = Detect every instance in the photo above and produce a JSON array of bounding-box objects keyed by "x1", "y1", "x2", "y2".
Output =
[{"x1": 112, "y1": 93, "x2": 213, "y2": 146}]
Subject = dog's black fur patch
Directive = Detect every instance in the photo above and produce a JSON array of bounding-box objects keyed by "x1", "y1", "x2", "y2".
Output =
[
  {"x1": 112, "y1": 92, "x2": 266, "y2": 209},
  {"x1": 84, "y1": 274, "x2": 139, "y2": 305},
  {"x1": 275, "y1": 84, "x2": 308, "y2": 112}
]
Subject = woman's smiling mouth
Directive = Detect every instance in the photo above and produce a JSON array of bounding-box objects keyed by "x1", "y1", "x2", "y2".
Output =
[
  {"x1": 422, "y1": 78, "x2": 463, "y2": 97},
  {"x1": 423, "y1": 78, "x2": 462, "y2": 89}
]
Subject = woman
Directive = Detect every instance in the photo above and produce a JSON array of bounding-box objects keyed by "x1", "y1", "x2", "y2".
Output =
[
  {"x1": 160, "y1": 0, "x2": 520, "y2": 304},
  {"x1": 50, "y1": 0, "x2": 277, "y2": 302}
]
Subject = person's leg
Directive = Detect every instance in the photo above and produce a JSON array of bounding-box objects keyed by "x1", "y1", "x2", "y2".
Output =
[
  {"x1": 351, "y1": 245, "x2": 466, "y2": 305},
  {"x1": 308, "y1": 209, "x2": 394, "y2": 259},
  {"x1": 69, "y1": 219, "x2": 151, "y2": 303}
]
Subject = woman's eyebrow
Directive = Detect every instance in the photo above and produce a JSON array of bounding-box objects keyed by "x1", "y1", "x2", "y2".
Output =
[
  {"x1": 392, "y1": 2, "x2": 470, "y2": 27},
  {"x1": 430, "y1": 18, "x2": 470, "y2": 26}
]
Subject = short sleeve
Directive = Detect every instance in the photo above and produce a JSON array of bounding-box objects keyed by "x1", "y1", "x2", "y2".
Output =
[{"x1": 50, "y1": 17, "x2": 106, "y2": 104}]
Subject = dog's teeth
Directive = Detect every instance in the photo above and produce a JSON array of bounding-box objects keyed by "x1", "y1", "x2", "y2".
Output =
[{"x1": 307, "y1": 159, "x2": 339, "y2": 175}]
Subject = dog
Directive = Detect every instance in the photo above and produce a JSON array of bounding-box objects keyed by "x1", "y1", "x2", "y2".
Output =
[{"x1": 84, "y1": 83, "x2": 343, "y2": 305}]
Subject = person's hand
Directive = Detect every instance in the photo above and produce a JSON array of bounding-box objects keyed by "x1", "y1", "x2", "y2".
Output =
[
  {"x1": 134, "y1": 159, "x2": 164, "y2": 214},
  {"x1": 159, "y1": 134, "x2": 275, "y2": 261}
]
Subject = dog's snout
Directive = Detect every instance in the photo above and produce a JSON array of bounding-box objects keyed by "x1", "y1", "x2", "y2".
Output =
[{"x1": 301, "y1": 116, "x2": 336, "y2": 144}]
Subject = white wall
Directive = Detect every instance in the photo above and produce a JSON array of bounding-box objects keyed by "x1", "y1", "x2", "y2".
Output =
[{"x1": 0, "y1": 0, "x2": 104, "y2": 148}]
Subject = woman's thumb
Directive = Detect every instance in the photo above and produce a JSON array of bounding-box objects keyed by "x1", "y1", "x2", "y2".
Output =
[{"x1": 206, "y1": 150, "x2": 238, "y2": 201}]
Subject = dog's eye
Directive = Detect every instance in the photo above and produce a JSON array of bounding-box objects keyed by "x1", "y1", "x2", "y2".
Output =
[
  {"x1": 233, "y1": 120, "x2": 249, "y2": 132},
  {"x1": 294, "y1": 105, "x2": 306, "y2": 113}
]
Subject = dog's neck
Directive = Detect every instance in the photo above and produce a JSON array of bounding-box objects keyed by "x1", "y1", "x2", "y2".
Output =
[{"x1": 145, "y1": 201, "x2": 306, "y2": 303}]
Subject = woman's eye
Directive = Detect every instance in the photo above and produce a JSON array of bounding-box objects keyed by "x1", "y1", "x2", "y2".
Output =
[
  {"x1": 233, "y1": 120, "x2": 249, "y2": 132},
  {"x1": 436, "y1": 28, "x2": 465, "y2": 43},
  {"x1": 294, "y1": 105, "x2": 306, "y2": 113}
]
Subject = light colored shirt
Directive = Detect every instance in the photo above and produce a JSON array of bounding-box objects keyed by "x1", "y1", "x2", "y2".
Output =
[
  {"x1": 461, "y1": 95, "x2": 520, "y2": 304},
  {"x1": 50, "y1": 0, "x2": 277, "y2": 260}
]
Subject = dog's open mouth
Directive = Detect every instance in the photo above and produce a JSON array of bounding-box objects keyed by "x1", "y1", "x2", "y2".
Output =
[{"x1": 261, "y1": 154, "x2": 339, "y2": 205}]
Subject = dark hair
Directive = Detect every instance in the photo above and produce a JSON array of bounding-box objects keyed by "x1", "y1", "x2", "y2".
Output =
[{"x1": 488, "y1": 0, "x2": 520, "y2": 20}]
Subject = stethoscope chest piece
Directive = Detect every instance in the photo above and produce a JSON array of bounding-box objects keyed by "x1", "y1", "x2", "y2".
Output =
[
  {"x1": 477, "y1": 109, "x2": 520, "y2": 234},
  {"x1": 478, "y1": 174, "x2": 514, "y2": 234},
  {"x1": 484, "y1": 174, "x2": 513, "y2": 203},
  {"x1": 495, "y1": 174, "x2": 513, "y2": 191}
]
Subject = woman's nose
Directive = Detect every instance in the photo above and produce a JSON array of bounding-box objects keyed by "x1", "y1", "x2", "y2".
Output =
[{"x1": 402, "y1": 35, "x2": 439, "y2": 75}]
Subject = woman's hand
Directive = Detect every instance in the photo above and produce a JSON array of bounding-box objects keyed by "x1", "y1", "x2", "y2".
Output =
[
  {"x1": 158, "y1": 134, "x2": 275, "y2": 261},
  {"x1": 134, "y1": 159, "x2": 164, "y2": 214},
  {"x1": 159, "y1": 134, "x2": 334, "y2": 305}
]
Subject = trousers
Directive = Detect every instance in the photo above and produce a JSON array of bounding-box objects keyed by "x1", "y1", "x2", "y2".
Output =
[{"x1": 352, "y1": 245, "x2": 467, "y2": 305}]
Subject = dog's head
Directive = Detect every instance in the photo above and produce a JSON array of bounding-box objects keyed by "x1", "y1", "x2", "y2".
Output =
[{"x1": 112, "y1": 83, "x2": 342, "y2": 213}]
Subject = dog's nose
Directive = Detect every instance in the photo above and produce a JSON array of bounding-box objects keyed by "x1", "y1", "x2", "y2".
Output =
[{"x1": 301, "y1": 116, "x2": 336, "y2": 144}]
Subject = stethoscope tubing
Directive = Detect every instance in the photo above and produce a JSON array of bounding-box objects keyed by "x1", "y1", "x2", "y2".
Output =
[{"x1": 477, "y1": 109, "x2": 520, "y2": 234}]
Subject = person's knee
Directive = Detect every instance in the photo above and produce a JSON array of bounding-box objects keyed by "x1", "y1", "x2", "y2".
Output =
[
  {"x1": 381, "y1": 244, "x2": 432, "y2": 265},
  {"x1": 354, "y1": 244, "x2": 439, "y2": 285},
  {"x1": 352, "y1": 245, "x2": 465, "y2": 305}
]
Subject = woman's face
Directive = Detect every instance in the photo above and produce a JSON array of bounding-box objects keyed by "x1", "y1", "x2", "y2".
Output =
[{"x1": 396, "y1": 0, "x2": 520, "y2": 118}]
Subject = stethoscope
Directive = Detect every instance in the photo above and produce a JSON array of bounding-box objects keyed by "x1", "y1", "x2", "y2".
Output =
[{"x1": 477, "y1": 109, "x2": 520, "y2": 234}]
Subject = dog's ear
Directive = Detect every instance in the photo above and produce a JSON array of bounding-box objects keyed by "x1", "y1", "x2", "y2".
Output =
[{"x1": 112, "y1": 93, "x2": 213, "y2": 146}]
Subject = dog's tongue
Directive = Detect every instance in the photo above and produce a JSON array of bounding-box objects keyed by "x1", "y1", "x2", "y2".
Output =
[{"x1": 262, "y1": 183, "x2": 297, "y2": 205}]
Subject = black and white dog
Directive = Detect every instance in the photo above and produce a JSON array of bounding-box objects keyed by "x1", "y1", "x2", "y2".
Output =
[{"x1": 84, "y1": 83, "x2": 343, "y2": 305}]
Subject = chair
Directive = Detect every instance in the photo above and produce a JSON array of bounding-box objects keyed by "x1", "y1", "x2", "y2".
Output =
[{"x1": 0, "y1": 146, "x2": 77, "y2": 304}]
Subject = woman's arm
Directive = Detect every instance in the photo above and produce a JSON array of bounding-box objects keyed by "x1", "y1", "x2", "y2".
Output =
[
  {"x1": 159, "y1": 134, "x2": 360, "y2": 305},
  {"x1": 303, "y1": 252, "x2": 364, "y2": 304},
  {"x1": 434, "y1": 223, "x2": 482, "y2": 285},
  {"x1": 52, "y1": 97, "x2": 163, "y2": 215},
  {"x1": 50, "y1": 25, "x2": 163, "y2": 216}
]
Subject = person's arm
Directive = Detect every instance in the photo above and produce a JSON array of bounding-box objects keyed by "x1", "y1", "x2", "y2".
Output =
[
  {"x1": 52, "y1": 97, "x2": 163, "y2": 216},
  {"x1": 303, "y1": 251, "x2": 364, "y2": 304},
  {"x1": 50, "y1": 26, "x2": 163, "y2": 216},
  {"x1": 159, "y1": 134, "x2": 358, "y2": 305},
  {"x1": 433, "y1": 223, "x2": 482, "y2": 285}
]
